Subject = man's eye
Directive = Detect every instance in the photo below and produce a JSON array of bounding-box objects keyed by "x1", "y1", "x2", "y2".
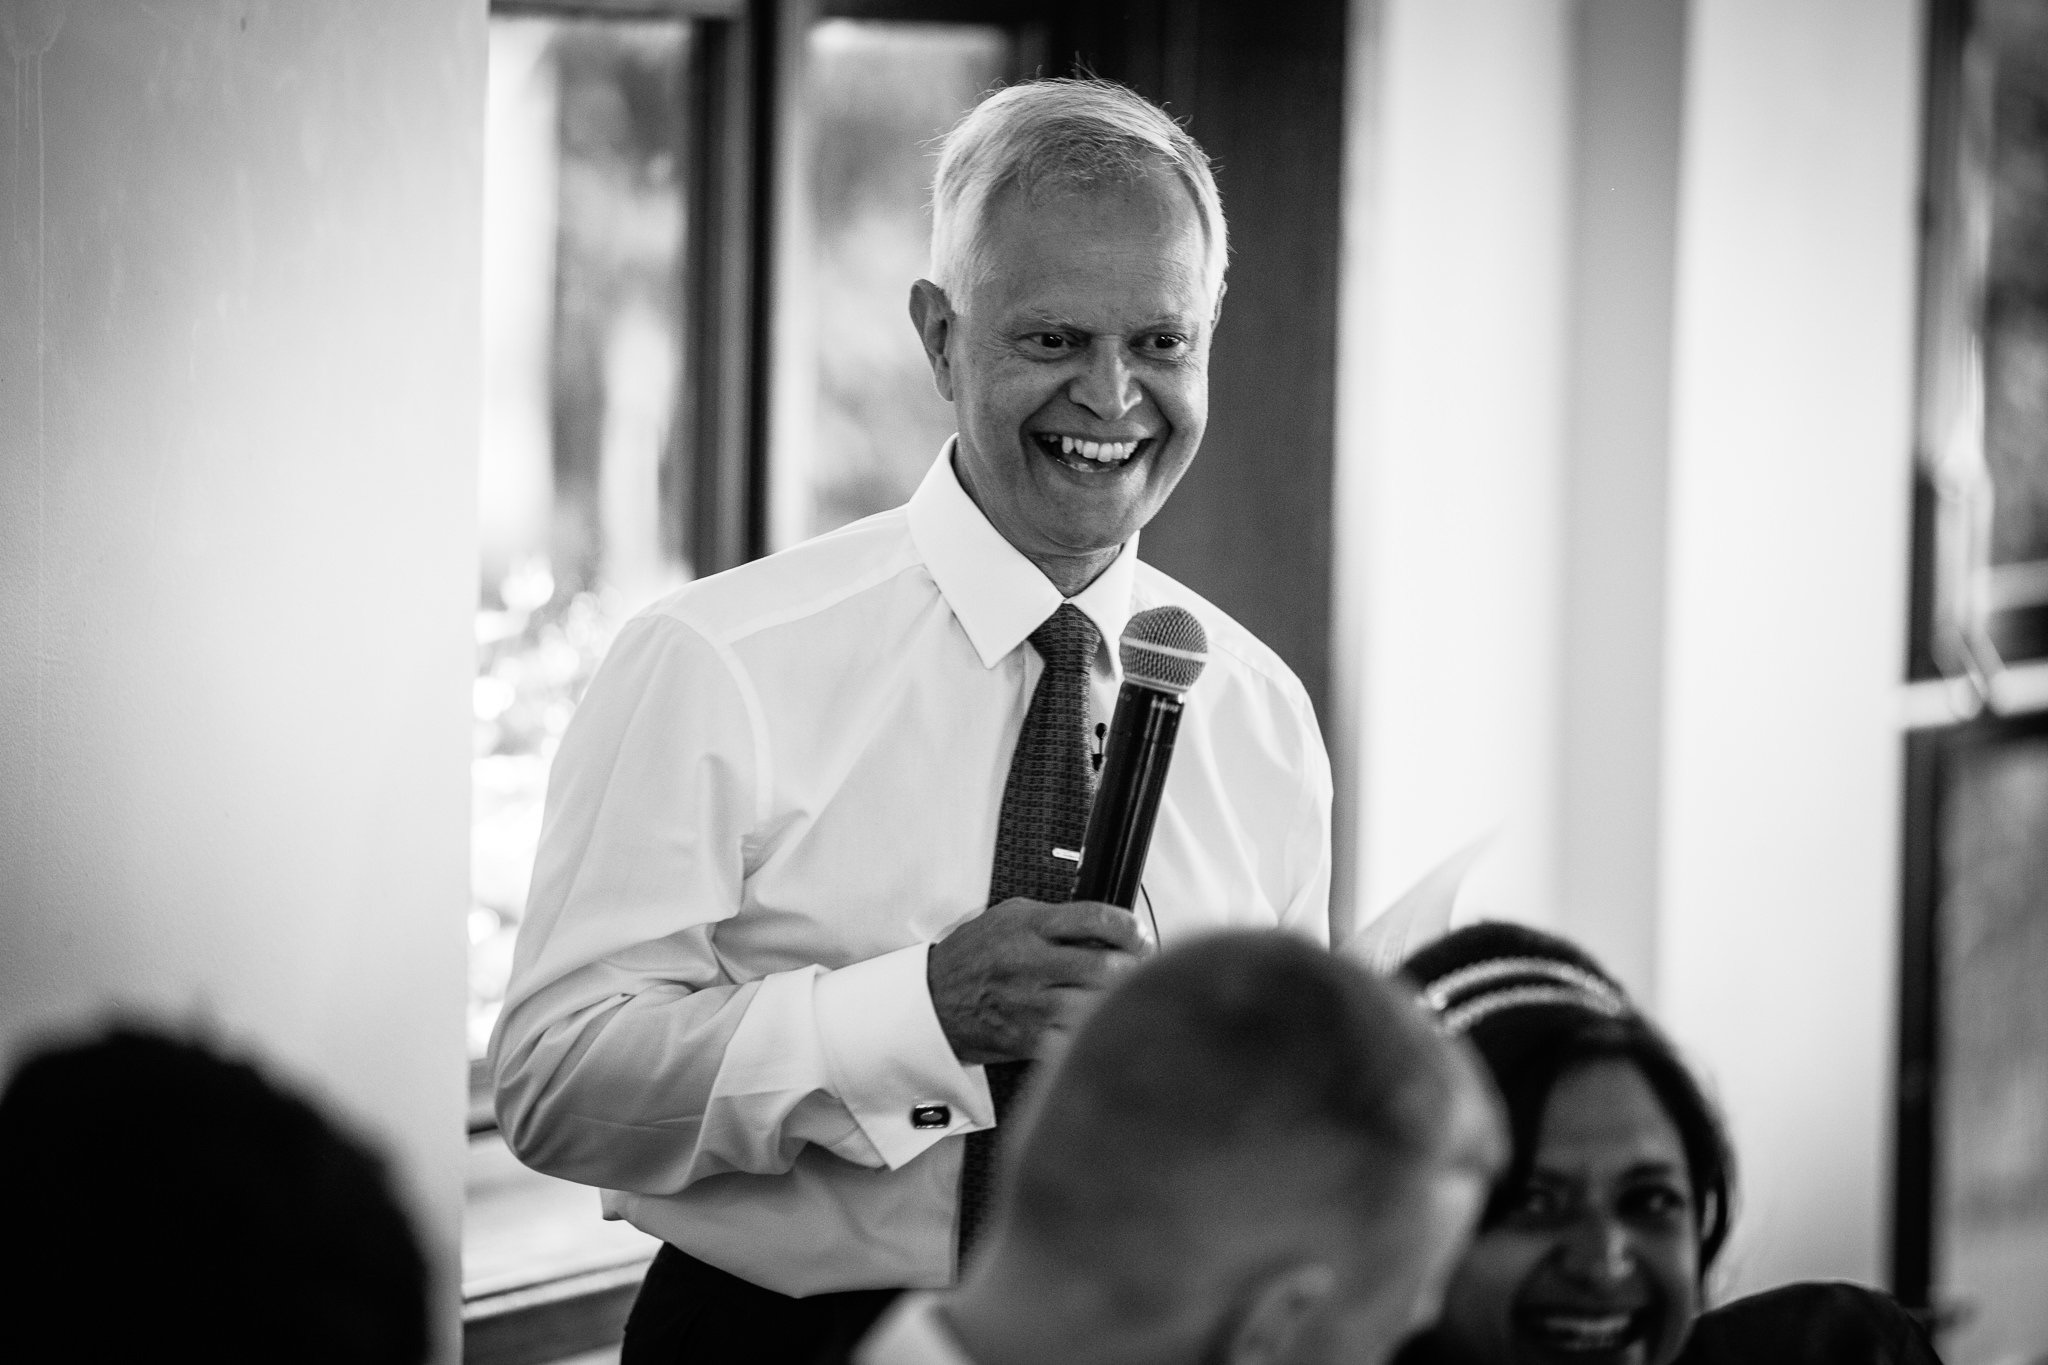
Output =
[
  {"x1": 1029, "y1": 333, "x2": 1072, "y2": 351},
  {"x1": 1141, "y1": 333, "x2": 1189, "y2": 352}
]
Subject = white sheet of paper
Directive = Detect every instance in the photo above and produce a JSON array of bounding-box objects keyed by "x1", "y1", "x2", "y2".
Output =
[{"x1": 1340, "y1": 835, "x2": 1492, "y2": 975}]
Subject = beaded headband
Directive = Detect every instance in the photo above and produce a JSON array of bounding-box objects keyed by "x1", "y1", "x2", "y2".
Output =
[{"x1": 1421, "y1": 956, "x2": 1630, "y2": 1035}]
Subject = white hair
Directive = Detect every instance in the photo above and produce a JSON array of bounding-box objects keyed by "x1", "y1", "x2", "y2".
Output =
[{"x1": 927, "y1": 78, "x2": 1229, "y2": 309}]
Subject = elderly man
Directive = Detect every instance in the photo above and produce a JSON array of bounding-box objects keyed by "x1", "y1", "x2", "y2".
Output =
[
  {"x1": 855, "y1": 932, "x2": 1507, "y2": 1365},
  {"x1": 491, "y1": 77, "x2": 1332, "y2": 1361}
]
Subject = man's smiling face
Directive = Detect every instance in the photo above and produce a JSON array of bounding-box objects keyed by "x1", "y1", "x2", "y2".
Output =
[{"x1": 910, "y1": 168, "x2": 1217, "y2": 592}]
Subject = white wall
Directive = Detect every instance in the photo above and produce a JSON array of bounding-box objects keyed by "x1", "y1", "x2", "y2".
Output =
[
  {"x1": 0, "y1": 3, "x2": 483, "y2": 1356},
  {"x1": 1656, "y1": 0, "x2": 1921, "y2": 1293},
  {"x1": 1335, "y1": 0, "x2": 1574, "y2": 937},
  {"x1": 1555, "y1": 0, "x2": 1686, "y2": 1001},
  {"x1": 1340, "y1": 0, "x2": 1924, "y2": 1291}
]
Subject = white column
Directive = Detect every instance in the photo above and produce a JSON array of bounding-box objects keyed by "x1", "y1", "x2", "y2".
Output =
[
  {"x1": 1335, "y1": 0, "x2": 1574, "y2": 936},
  {"x1": 1554, "y1": 0, "x2": 1686, "y2": 1002},
  {"x1": 0, "y1": 4, "x2": 481, "y2": 1355},
  {"x1": 1657, "y1": 0, "x2": 1922, "y2": 1292}
]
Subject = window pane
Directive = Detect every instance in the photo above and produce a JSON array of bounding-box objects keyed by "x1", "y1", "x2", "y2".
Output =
[
  {"x1": 472, "y1": 14, "x2": 696, "y2": 1062},
  {"x1": 793, "y1": 21, "x2": 1012, "y2": 540},
  {"x1": 1985, "y1": 0, "x2": 2048, "y2": 568},
  {"x1": 1935, "y1": 731, "x2": 2048, "y2": 1364}
]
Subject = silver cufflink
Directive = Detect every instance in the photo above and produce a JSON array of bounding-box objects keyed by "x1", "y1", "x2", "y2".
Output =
[{"x1": 910, "y1": 1103, "x2": 951, "y2": 1129}]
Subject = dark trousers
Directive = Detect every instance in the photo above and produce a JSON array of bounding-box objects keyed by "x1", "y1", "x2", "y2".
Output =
[{"x1": 620, "y1": 1242, "x2": 902, "y2": 1365}]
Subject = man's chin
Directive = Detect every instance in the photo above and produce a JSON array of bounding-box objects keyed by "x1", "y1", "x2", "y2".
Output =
[
  {"x1": 1037, "y1": 514, "x2": 1148, "y2": 560},
  {"x1": 1020, "y1": 494, "x2": 1153, "y2": 561}
]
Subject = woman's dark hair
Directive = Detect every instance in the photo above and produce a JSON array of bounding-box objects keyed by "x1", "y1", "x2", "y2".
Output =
[{"x1": 1401, "y1": 922, "x2": 1735, "y2": 1274}]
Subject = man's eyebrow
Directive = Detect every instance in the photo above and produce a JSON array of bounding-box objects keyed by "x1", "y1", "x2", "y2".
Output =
[
  {"x1": 1010, "y1": 313, "x2": 1204, "y2": 334},
  {"x1": 1017, "y1": 316, "x2": 1081, "y2": 332}
]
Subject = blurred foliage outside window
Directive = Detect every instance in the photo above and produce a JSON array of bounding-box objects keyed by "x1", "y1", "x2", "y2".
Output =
[
  {"x1": 798, "y1": 21, "x2": 1012, "y2": 538},
  {"x1": 1937, "y1": 730, "x2": 2048, "y2": 1365},
  {"x1": 472, "y1": 15, "x2": 694, "y2": 1060},
  {"x1": 1933, "y1": 3, "x2": 2048, "y2": 1361},
  {"x1": 1984, "y1": 0, "x2": 2048, "y2": 568},
  {"x1": 470, "y1": 18, "x2": 1016, "y2": 1060}
]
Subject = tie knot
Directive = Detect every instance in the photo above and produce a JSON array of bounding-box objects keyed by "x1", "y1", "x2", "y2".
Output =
[{"x1": 1030, "y1": 602, "x2": 1100, "y2": 675}]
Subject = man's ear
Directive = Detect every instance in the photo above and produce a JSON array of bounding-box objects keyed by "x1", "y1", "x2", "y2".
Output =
[
  {"x1": 1226, "y1": 1262, "x2": 1336, "y2": 1365},
  {"x1": 908, "y1": 279, "x2": 957, "y2": 403}
]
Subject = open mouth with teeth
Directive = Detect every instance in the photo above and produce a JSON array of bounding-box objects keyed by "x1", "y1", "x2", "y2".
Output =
[
  {"x1": 1032, "y1": 432, "x2": 1150, "y2": 472},
  {"x1": 1514, "y1": 1307, "x2": 1655, "y2": 1360}
]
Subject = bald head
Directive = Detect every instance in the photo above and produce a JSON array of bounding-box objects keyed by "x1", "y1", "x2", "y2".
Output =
[{"x1": 960, "y1": 931, "x2": 1505, "y2": 1365}]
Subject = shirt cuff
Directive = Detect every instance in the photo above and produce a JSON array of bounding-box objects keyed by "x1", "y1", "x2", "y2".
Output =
[{"x1": 815, "y1": 941, "x2": 993, "y2": 1170}]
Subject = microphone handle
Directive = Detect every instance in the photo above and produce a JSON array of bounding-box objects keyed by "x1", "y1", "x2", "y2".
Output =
[{"x1": 1073, "y1": 682, "x2": 1183, "y2": 909}]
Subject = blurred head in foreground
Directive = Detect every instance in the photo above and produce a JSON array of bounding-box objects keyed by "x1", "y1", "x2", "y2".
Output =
[
  {"x1": 1396, "y1": 923, "x2": 1735, "y2": 1365},
  {"x1": 0, "y1": 1026, "x2": 429, "y2": 1365},
  {"x1": 931, "y1": 930, "x2": 1506, "y2": 1365}
]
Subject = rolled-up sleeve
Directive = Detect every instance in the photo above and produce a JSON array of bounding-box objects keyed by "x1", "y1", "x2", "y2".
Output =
[{"x1": 489, "y1": 612, "x2": 987, "y2": 1197}]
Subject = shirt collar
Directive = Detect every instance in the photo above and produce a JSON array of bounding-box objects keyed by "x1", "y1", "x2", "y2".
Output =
[{"x1": 906, "y1": 439, "x2": 1138, "y2": 671}]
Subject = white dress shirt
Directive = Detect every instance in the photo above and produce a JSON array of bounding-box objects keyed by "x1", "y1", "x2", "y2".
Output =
[
  {"x1": 490, "y1": 448, "x2": 1332, "y2": 1296},
  {"x1": 855, "y1": 1293, "x2": 977, "y2": 1365}
]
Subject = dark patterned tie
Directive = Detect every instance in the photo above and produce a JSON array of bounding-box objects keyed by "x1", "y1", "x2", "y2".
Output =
[{"x1": 956, "y1": 602, "x2": 1100, "y2": 1261}]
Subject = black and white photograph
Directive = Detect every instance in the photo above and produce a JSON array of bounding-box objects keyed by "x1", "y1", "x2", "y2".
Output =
[{"x1": 2, "y1": 2, "x2": 2044, "y2": 1363}]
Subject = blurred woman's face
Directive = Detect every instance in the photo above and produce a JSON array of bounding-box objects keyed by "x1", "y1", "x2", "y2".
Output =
[{"x1": 1427, "y1": 1059, "x2": 1702, "y2": 1365}]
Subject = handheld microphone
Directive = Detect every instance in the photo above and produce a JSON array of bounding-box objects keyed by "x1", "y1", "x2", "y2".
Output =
[{"x1": 1073, "y1": 606, "x2": 1209, "y2": 909}]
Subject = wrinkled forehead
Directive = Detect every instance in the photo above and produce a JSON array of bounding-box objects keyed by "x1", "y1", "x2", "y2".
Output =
[{"x1": 975, "y1": 162, "x2": 1222, "y2": 299}]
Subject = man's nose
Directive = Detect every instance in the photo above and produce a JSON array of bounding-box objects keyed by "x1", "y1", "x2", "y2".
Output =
[
  {"x1": 1558, "y1": 1214, "x2": 1634, "y2": 1287},
  {"x1": 1068, "y1": 340, "x2": 1141, "y2": 420}
]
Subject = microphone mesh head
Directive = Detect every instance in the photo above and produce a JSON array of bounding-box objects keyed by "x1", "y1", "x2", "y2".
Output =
[{"x1": 1120, "y1": 606, "x2": 1208, "y2": 695}]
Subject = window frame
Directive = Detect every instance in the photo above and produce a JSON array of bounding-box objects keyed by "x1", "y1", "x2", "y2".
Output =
[
  {"x1": 465, "y1": 2, "x2": 768, "y2": 1357},
  {"x1": 1895, "y1": 0, "x2": 2048, "y2": 1344}
]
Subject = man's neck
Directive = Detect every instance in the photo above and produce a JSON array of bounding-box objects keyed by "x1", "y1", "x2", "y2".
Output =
[
  {"x1": 1031, "y1": 545, "x2": 1121, "y2": 598},
  {"x1": 946, "y1": 447, "x2": 1125, "y2": 598}
]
